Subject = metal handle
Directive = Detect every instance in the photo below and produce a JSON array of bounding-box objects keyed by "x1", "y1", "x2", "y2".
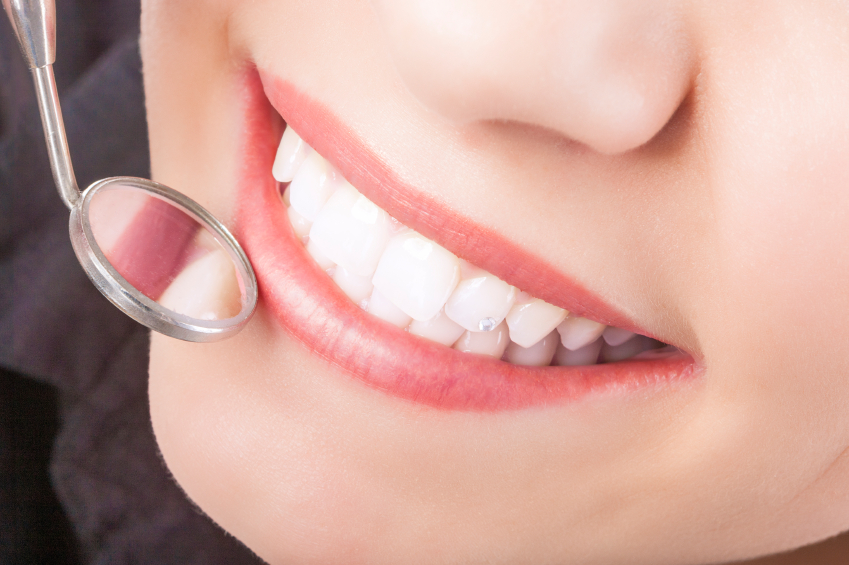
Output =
[
  {"x1": 3, "y1": 0, "x2": 79, "y2": 209},
  {"x1": 32, "y1": 65, "x2": 80, "y2": 208},
  {"x1": 2, "y1": 0, "x2": 55, "y2": 68}
]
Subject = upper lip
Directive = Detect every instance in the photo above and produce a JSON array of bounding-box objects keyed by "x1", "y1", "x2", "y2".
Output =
[{"x1": 260, "y1": 73, "x2": 658, "y2": 339}]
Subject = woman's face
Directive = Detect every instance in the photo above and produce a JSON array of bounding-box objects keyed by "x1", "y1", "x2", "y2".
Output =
[{"x1": 141, "y1": 1, "x2": 849, "y2": 563}]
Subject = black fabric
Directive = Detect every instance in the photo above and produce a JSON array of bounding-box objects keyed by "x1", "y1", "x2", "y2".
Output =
[
  {"x1": 0, "y1": 2, "x2": 263, "y2": 562},
  {"x1": 0, "y1": 369, "x2": 78, "y2": 564}
]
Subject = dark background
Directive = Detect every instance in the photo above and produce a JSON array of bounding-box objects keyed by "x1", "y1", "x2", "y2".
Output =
[{"x1": 0, "y1": 2, "x2": 262, "y2": 562}]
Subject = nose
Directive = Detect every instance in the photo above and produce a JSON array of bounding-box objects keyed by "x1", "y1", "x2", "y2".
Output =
[{"x1": 370, "y1": 0, "x2": 696, "y2": 154}]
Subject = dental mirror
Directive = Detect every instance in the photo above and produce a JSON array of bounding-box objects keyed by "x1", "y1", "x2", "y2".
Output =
[{"x1": 4, "y1": 0, "x2": 257, "y2": 341}]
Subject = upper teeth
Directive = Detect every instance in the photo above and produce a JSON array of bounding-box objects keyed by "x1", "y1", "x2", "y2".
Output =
[
  {"x1": 310, "y1": 184, "x2": 393, "y2": 277},
  {"x1": 272, "y1": 125, "x2": 311, "y2": 183},
  {"x1": 288, "y1": 151, "x2": 342, "y2": 221},
  {"x1": 445, "y1": 272, "x2": 517, "y2": 333},
  {"x1": 272, "y1": 125, "x2": 663, "y2": 366}
]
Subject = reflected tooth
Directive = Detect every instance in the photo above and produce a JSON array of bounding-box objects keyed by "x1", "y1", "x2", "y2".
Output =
[
  {"x1": 554, "y1": 337, "x2": 603, "y2": 366},
  {"x1": 372, "y1": 231, "x2": 460, "y2": 321},
  {"x1": 453, "y1": 320, "x2": 510, "y2": 358},
  {"x1": 282, "y1": 186, "x2": 291, "y2": 207},
  {"x1": 273, "y1": 126, "x2": 311, "y2": 182},
  {"x1": 557, "y1": 316, "x2": 606, "y2": 351},
  {"x1": 289, "y1": 151, "x2": 341, "y2": 221},
  {"x1": 287, "y1": 206, "x2": 312, "y2": 239},
  {"x1": 333, "y1": 265, "x2": 374, "y2": 303},
  {"x1": 367, "y1": 288, "x2": 412, "y2": 328},
  {"x1": 503, "y1": 330, "x2": 559, "y2": 367},
  {"x1": 600, "y1": 335, "x2": 648, "y2": 363},
  {"x1": 408, "y1": 309, "x2": 466, "y2": 347},
  {"x1": 306, "y1": 239, "x2": 336, "y2": 270},
  {"x1": 158, "y1": 250, "x2": 242, "y2": 320},
  {"x1": 603, "y1": 326, "x2": 636, "y2": 347},
  {"x1": 309, "y1": 184, "x2": 393, "y2": 277},
  {"x1": 505, "y1": 298, "x2": 568, "y2": 348},
  {"x1": 444, "y1": 271, "x2": 516, "y2": 332}
]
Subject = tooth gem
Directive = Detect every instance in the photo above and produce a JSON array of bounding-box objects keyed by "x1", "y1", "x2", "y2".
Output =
[{"x1": 478, "y1": 317, "x2": 497, "y2": 331}]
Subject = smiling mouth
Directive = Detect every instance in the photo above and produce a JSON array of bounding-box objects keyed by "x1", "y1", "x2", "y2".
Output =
[
  {"x1": 277, "y1": 123, "x2": 673, "y2": 366},
  {"x1": 235, "y1": 68, "x2": 697, "y2": 411}
]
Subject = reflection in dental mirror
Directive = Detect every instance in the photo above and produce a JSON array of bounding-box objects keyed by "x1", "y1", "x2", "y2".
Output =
[{"x1": 87, "y1": 184, "x2": 244, "y2": 321}]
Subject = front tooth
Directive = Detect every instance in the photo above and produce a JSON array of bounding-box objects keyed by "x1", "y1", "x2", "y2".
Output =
[
  {"x1": 408, "y1": 309, "x2": 466, "y2": 347},
  {"x1": 287, "y1": 206, "x2": 312, "y2": 239},
  {"x1": 503, "y1": 330, "x2": 559, "y2": 366},
  {"x1": 602, "y1": 326, "x2": 636, "y2": 347},
  {"x1": 557, "y1": 316, "x2": 606, "y2": 351},
  {"x1": 600, "y1": 335, "x2": 647, "y2": 363},
  {"x1": 505, "y1": 298, "x2": 568, "y2": 348},
  {"x1": 553, "y1": 337, "x2": 603, "y2": 366},
  {"x1": 308, "y1": 184, "x2": 393, "y2": 277},
  {"x1": 453, "y1": 320, "x2": 510, "y2": 358},
  {"x1": 444, "y1": 271, "x2": 516, "y2": 332},
  {"x1": 306, "y1": 239, "x2": 336, "y2": 270},
  {"x1": 333, "y1": 265, "x2": 374, "y2": 303},
  {"x1": 367, "y1": 288, "x2": 412, "y2": 328},
  {"x1": 372, "y1": 231, "x2": 460, "y2": 321},
  {"x1": 273, "y1": 126, "x2": 311, "y2": 183},
  {"x1": 288, "y1": 151, "x2": 341, "y2": 221}
]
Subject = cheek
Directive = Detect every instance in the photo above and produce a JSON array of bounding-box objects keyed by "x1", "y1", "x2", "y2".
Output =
[
  {"x1": 699, "y1": 106, "x2": 849, "y2": 531},
  {"x1": 685, "y1": 10, "x2": 849, "y2": 532},
  {"x1": 713, "y1": 122, "x2": 849, "y2": 374},
  {"x1": 141, "y1": 0, "x2": 241, "y2": 222},
  {"x1": 699, "y1": 3, "x2": 849, "y2": 407}
]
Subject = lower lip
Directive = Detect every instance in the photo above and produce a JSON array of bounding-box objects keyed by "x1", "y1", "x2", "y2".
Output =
[{"x1": 234, "y1": 69, "x2": 697, "y2": 411}]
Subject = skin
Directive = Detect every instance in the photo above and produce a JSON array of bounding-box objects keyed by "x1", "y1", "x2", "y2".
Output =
[{"x1": 140, "y1": 1, "x2": 849, "y2": 563}]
